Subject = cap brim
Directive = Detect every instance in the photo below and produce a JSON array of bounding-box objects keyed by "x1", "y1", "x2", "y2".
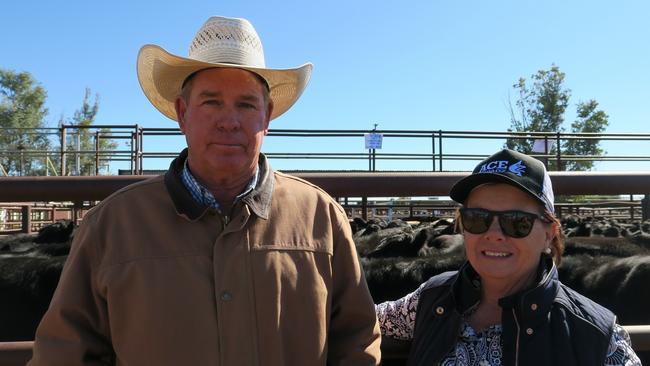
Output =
[
  {"x1": 137, "y1": 44, "x2": 313, "y2": 122},
  {"x1": 449, "y1": 173, "x2": 546, "y2": 207}
]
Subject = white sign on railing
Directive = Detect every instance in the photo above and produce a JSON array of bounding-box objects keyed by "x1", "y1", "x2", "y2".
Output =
[
  {"x1": 532, "y1": 139, "x2": 556, "y2": 153},
  {"x1": 365, "y1": 133, "x2": 383, "y2": 149}
]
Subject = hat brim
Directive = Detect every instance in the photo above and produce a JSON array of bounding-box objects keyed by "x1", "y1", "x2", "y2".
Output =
[
  {"x1": 449, "y1": 173, "x2": 547, "y2": 208},
  {"x1": 137, "y1": 44, "x2": 312, "y2": 122}
]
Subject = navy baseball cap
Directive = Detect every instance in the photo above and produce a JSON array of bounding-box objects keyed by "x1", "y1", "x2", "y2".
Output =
[{"x1": 449, "y1": 149, "x2": 555, "y2": 213}]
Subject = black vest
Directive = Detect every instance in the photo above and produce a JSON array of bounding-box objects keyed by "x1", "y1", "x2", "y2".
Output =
[{"x1": 407, "y1": 260, "x2": 616, "y2": 366}]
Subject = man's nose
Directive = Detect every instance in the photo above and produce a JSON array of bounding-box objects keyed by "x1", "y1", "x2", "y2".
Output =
[{"x1": 215, "y1": 106, "x2": 240, "y2": 130}]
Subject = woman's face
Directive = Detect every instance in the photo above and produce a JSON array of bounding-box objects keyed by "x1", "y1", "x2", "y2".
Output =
[{"x1": 463, "y1": 183, "x2": 556, "y2": 293}]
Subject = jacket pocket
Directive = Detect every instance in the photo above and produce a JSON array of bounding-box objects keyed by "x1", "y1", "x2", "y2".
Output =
[{"x1": 250, "y1": 240, "x2": 333, "y2": 256}]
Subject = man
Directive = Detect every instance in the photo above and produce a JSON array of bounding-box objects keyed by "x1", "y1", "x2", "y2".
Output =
[{"x1": 29, "y1": 16, "x2": 381, "y2": 365}]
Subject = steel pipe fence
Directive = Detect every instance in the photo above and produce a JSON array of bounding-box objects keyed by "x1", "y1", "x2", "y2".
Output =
[
  {"x1": 1, "y1": 172, "x2": 650, "y2": 202},
  {"x1": 0, "y1": 173, "x2": 649, "y2": 222},
  {"x1": 2, "y1": 325, "x2": 650, "y2": 366},
  {"x1": 2, "y1": 127, "x2": 650, "y2": 175}
]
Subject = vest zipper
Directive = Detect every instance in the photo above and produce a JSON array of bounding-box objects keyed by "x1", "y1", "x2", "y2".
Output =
[{"x1": 512, "y1": 308, "x2": 521, "y2": 365}]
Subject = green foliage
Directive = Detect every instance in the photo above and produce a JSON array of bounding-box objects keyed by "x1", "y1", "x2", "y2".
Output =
[
  {"x1": 562, "y1": 100, "x2": 609, "y2": 171},
  {"x1": 59, "y1": 88, "x2": 118, "y2": 175},
  {"x1": 0, "y1": 69, "x2": 50, "y2": 175},
  {"x1": 506, "y1": 65, "x2": 609, "y2": 171}
]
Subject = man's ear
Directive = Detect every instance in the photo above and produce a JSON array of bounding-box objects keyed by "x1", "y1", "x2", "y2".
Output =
[
  {"x1": 263, "y1": 100, "x2": 273, "y2": 135},
  {"x1": 175, "y1": 96, "x2": 187, "y2": 132}
]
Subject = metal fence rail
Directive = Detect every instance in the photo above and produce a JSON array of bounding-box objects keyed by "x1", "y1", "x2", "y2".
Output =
[
  {"x1": 3, "y1": 127, "x2": 650, "y2": 175},
  {"x1": 3, "y1": 325, "x2": 650, "y2": 366},
  {"x1": 1, "y1": 172, "x2": 649, "y2": 220}
]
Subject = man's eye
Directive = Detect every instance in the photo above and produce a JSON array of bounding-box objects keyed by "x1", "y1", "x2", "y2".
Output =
[
  {"x1": 203, "y1": 100, "x2": 221, "y2": 105},
  {"x1": 239, "y1": 102, "x2": 257, "y2": 109}
]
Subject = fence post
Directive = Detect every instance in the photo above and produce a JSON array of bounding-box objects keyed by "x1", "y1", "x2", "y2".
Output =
[
  {"x1": 72, "y1": 201, "x2": 85, "y2": 226},
  {"x1": 95, "y1": 131, "x2": 100, "y2": 175},
  {"x1": 130, "y1": 131, "x2": 135, "y2": 174},
  {"x1": 134, "y1": 125, "x2": 140, "y2": 175},
  {"x1": 555, "y1": 131, "x2": 561, "y2": 170},
  {"x1": 139, "y1": 127, "x2": 144, "y2": 174},
  {"x1": 362, "y1": 197, "x2": 368, "y2": 220},
  {"x1": 21, "y1": 205, "x2": 31, "y2": 234},
  {"x1": 431, "y1": 133, "x2": 436, "y2": 171},
  {"x1": 642, "y1": 195, "x2": 650, "y2": 222},
  {"x1": 542, "y1": 135, "x2": 549, "y2": 168},
  {"x1": 60, "y1": 126, "x2": 67, "y2": 176},
  {"x1": 438, "y1": 130, "x2": 443, "y2": 172}
]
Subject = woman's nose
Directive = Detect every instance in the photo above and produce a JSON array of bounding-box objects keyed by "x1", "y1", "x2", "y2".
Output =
[{"x1": 484, "y1": 216, "x2": 505, "y2": 240}]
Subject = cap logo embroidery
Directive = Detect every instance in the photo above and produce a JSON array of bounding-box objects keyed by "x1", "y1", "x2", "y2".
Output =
[
  {"x1": 508, "y1": 160, "x2": 526, "y2": 176},
  {"x1": 478, "y1": 160, "x2": 527, "y2": 177}
]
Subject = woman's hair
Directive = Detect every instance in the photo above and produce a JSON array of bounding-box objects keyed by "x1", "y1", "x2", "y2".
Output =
[
  {"x1": 454, "y1": 207, "x2": 565, "y2": 265},
  {"x1": 543, "y1": 210, "x2": 565, "y2": 265}
]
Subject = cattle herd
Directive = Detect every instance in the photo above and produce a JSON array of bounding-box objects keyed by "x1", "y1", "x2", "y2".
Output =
[{"x1": 1, "y1": 216, "x2": 649, "y2": 361}]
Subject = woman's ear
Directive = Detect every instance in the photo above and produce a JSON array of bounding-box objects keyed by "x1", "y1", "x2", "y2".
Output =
[{"x1": 546, "y1": 220, "x2": 559, "y2": 243}]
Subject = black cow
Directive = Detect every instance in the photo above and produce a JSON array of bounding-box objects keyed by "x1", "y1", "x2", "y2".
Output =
[{"x1": 0, "y1": 222, "x2": 71, "y2": 341}]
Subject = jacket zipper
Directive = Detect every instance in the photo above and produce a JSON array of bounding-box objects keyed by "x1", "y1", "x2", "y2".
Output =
[
  {"x1": 512, "y1": 308, "x2": 521, "y2": 366},
  {"x1": 222, "y1": 215, "x2": 230, "y2": 230}
]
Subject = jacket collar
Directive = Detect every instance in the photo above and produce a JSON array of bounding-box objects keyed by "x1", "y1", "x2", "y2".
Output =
[
  {"x1": 451, "y1": 262, "x2": 482, "y2": 315},
  {"x1": 498, "y1": 257, "x2": 559, "y2": 327},
  {"x1": 164, "y1": 149, "x2": 274, "y2": 221},
  {"x1": 451, "y1": 257, "x2": 560, "y2": 325}
]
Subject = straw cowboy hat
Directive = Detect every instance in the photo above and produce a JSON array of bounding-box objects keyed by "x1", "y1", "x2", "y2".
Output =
[{"x1": 137, "y1": 16, "x2": 312, "y2": 121}]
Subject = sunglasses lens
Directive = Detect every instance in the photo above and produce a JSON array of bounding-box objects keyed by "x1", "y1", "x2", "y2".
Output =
[
  {"x1": 460, "y1": 209, "x2": 539, "y2": 238},
  {"x1": 460, "y1": 209, "x2": 491, "y2": 234},
  {"x1": 499, "y1": 212, "x2": 535, "y2": 238}
]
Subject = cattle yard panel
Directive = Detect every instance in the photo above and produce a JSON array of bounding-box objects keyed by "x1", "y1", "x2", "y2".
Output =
[
  {"x1": 1, "y1": 173, "x2": 649, "y2": 221},
  {"x1": 0, "y1": 203, "x2": 88, "y2": 235},
  {"x1": 340, "y1": 199, "x2": 646, "y2": 222},
  {"x1": 2, "y1": 325, "x2": 650, "y2": 366},
  {"x1": 3, "y1": 127, "x2": 650, "y2": 175}
]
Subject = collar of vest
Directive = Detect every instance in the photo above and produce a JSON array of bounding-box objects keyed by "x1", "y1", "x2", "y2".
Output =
[
  {"x1": 450, "y1": 258, "x2": 560, "y2": 326},
  {"x1": 497, "y1": 257, "x2": 559, "y2": 327}
]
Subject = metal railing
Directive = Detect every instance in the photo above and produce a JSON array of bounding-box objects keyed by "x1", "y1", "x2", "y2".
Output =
[
  {"x1": 2, "y1": 325, "x2": 650, "y2": 366},
  {"x1": 3, "y1": 127, "x2": 650, "y2": 175},
  {"x1": 0, "y1": 204, "x2": 80, "y2": 235},
  {"x1": 1, "y1": 172, "x2": 649, "y2": 220}
]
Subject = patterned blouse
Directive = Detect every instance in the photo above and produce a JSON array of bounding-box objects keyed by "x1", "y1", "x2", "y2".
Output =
[{"x1": 376, "y1": 282, "x2": 641, "y2": 366}]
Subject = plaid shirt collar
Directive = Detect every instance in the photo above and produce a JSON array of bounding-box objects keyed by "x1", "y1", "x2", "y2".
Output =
[{"x1": 180, "y1": 158, "x2": 260, "y2": 213}]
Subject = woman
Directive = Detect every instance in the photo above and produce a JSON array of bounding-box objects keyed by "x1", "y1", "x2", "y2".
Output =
[{"x1": 376, "y1": 149, "x2": 640, "y2": 365}]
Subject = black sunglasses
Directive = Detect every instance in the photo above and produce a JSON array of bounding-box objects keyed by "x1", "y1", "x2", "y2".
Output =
[{"x1": 459, "y1": 208, "x2": 549, "y2": 238}]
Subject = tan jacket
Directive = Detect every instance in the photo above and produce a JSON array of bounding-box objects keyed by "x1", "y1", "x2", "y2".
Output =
[{"x1": 29, "y1": 151, "x2": 381, "y2": 366}]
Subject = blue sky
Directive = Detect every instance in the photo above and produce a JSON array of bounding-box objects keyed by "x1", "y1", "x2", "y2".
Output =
[{"x1": 2, "y1": 0, "x2": 649, "y2": 172}]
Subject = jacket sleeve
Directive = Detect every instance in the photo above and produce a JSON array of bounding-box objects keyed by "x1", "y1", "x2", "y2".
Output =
[
  {"x1": 28, "y1": 213, "x2": 114, "y2": 366},
  {"x1": 326, "y1": 206, "x2": 382, "y2": 366}
]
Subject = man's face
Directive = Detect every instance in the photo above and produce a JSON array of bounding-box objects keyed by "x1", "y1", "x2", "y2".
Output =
[{"x1": 175, "y1": 68, "x2": 272, "y2": 184}]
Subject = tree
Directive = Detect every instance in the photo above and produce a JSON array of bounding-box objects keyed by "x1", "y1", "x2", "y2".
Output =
[
  {"x1": 60, "y1": 88, "x2": 117, "y2": 175},
  {"x1": 506, "y1": 65, "x2": 608, "y2": 171},
  {"x1": 0, "y1": 69, "x2": 50, "y2": 175},
  {"x1": 563, "y1": 100, "x2": 609, "y2": 171}
]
